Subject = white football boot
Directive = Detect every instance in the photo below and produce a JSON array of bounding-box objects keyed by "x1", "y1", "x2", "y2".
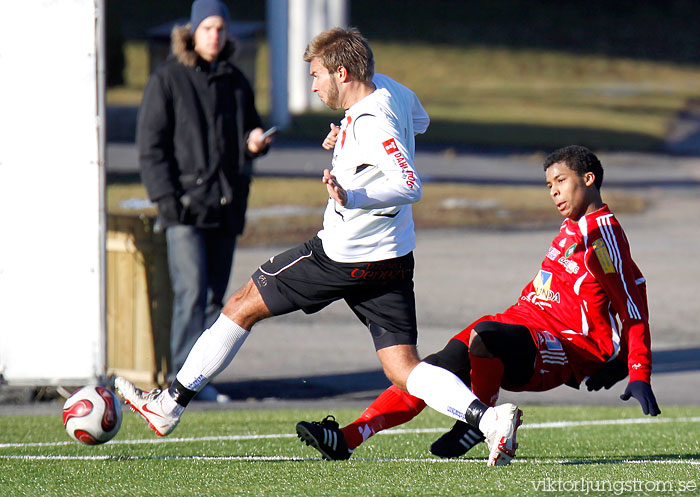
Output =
[
  {"x1": 114, "y1": 377, "x2": 183, "y2": 436},
  {"x1": 482, "y1": 403, "x2": 523, "y2": 466}
]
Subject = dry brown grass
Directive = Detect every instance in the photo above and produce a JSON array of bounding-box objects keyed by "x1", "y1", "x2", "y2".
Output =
[
  {"x1": 246, "y1": 181, "x2": 646, "y2": 246},
  {"x1": 104, "y1": 178, "x2": 649, "y2": 247}
]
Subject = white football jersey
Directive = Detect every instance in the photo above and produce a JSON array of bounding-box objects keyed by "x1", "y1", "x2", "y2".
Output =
[{"x1": 317, "y1": 74, "x2": 429, "y2": 262}]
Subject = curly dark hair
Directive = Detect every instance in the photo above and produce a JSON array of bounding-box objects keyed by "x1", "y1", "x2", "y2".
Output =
[{"x1": 543, "y1": 145, "x2": 604, "y2": 189}]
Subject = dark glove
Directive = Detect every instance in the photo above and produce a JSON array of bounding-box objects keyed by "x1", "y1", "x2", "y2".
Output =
[
  {"x1": 620, "y1": 380, "x2": 661, "y2": 416},
  {"x1": 157, "y1": 196, "x2": 182, "y2": 224},
  {"x1": 586, "y1": 359, "x2": 628, "y2": 391}
]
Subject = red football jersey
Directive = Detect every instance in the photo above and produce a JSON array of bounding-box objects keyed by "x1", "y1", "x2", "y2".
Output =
[{"x1": 508, "y1": 204, "x2": 651, "y2": 384}]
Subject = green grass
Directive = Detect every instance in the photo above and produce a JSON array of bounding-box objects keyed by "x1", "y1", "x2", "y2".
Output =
[
  {"x1": 2, "y1": 406, "x2": 699, "y2": 496},
  {"x1": 107, "y1": 39, "x2": 700, "y2": 151}
]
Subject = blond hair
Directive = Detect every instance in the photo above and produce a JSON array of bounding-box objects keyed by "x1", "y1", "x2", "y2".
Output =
[{"x1": 303, "y1": 27, "x2": 374, "y2": 82}]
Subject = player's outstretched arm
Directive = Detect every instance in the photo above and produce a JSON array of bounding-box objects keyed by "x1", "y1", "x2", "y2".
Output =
[{"x1": 620, "y1": 380, "x2": 661, "y2": 416}]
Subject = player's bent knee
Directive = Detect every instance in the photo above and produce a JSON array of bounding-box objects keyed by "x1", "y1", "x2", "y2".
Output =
[
  {"x1": 468, "y1": 328, "x2": 494, "y2": 358},
  {"x1": 423, "y1": 339, "x2": 470, "y2": 373},
  {"x1": 222, "y1": 279, "x2": 272, "y2": 330},
  {"x1": 377, "y1": 345, "x2": 420, "y2": 391}
]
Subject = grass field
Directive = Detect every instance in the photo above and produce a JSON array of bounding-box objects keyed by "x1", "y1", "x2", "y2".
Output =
[
  {"x1": 107, "y1": 39, "x2": 700, "y2": 151},
  {"x1": 2, "y1": 405, "x2": 698, "y2": 496}
]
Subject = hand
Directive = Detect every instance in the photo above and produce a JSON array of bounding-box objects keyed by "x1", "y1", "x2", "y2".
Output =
[
  {"x1": 247, "y1": 127, "x2": 273, "y2": 154},
  {"x1": 620, "y1": 380, "x2": 661, "y2": 416},
  {"x1": 323, "y1": 169, "x2": 347, "y2": 206},
  {"x1": 586, "y1": 359, "x2": 628, "y2": 391},
  {"x1": 322, "y1": 123, "x2": 340, "y2": 150},
  {"x1": 157, "y1": 195, "x2": 182, "y2": 222}
]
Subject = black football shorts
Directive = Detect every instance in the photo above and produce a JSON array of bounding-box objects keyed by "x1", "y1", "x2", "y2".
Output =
[{"x1": 252, "y1": 236, "x2": 417, "y2": 350}]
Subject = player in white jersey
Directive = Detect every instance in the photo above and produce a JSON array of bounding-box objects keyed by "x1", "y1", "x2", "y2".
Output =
[
  {"x1": 116, "y1": 28, "x2": 522, "y2": 464},
  {"x1": 318, "y1": 72, "x2": 425, "y2": 261}
]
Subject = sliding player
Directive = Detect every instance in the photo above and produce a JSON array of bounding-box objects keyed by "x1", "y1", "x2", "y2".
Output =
[{"x1": 296, "y1": 145, "x2": 660, "y2": 463}]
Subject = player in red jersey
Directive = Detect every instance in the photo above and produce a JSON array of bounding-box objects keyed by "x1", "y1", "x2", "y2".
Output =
[{"x1": 296, "y1": 145, "x2": 660, "y2": 461}]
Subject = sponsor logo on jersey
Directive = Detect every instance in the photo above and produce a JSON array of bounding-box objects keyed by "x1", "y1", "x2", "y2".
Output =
[
  {"x1": 565, "y1": 243, "x2": 577, "y2": 258},
  {"x1": 559, "y1": 238, "x2": 567, "y2": 248},
  {"x1": 592, "y1": 238, "x2": 616, "y2": 273},
  {"x1": 533, "y1": 270, "x2": 561, "y2": 303},
  {"x1": 382, "y1": 138, "x2": 399, "y2": 154},
  {"x1": 384, "y1": 142, "x2": 418, "y2": 189},
  {"x1": 546, "y1": 246, "x2": 561, "y2": 261},
  {"x1": 558, "y1": 256, "x2": 580, "y2": 274}
]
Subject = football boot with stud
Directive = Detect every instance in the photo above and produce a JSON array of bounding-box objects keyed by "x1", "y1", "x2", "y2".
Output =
[
  {"x1": 429, "y1": 420, "x2": 485, "y2": 458},
  {"x1": 482, "y1": 403, "x2": 523, "y2": 466},
  {"x1": 296, "y1": 415, "x2": 352, "y2": 460},
  {"x1": 114, "y1": 377, "x2": 183, "y2": 437}
]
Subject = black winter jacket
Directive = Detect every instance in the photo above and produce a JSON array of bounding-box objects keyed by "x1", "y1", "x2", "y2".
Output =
[{"x1": 137, "y1": 26, "x2": 265, "y2": 233}]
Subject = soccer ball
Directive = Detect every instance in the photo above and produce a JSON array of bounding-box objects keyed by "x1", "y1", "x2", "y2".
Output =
[{"x1": 62, "y1": 385, "x2": 122, "y2": 445}]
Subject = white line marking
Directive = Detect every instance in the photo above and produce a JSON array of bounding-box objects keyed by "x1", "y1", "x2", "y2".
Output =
[
  {"x1": 384, "y1": 416, "x2": 700, "y2": 435},
  {"x1": 0, "y1": 454, "x2": 698, "y2": 465},
  {"x1": 0, "y1": 433, "x2": 296, "y2": 449},
  {"x1": 1, "y1": 416, "x2": 698, "y2": 450}
]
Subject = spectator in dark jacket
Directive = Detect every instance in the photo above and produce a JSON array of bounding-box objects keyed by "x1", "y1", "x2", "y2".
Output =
[{"x1": 137, "y1": 0, "x2": 272, "y2": 400}]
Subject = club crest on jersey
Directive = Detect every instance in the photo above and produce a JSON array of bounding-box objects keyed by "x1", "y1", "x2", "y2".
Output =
[
  {"x1": 565, "y1": 243, "x2": 577, "y2": 258},
  {"x1": 382, "y1": 138, "x2": 399, "y2": 155},
  {"x1": 592, "y1": 238, "x2": 616, "y2": 273},
  {"x1": 533, "y1": 270, "x2": 560, "y2": 303}
]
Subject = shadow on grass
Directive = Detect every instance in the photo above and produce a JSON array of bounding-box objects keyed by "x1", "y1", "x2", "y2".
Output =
[
  {"x1": 216, "y1": 370, "x2": 391, "y2": 401},
  {"x1": 214, "y1": 347, "x2": 700, "y2": 401}
]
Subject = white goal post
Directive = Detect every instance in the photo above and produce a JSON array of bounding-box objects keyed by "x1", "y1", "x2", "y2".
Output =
[{"x1": 0, "y1": 0, "x2": 107, "y2": 386}]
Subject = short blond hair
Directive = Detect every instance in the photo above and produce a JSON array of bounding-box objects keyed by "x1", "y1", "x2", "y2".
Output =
[{"x1": 303, "y1": 27, "x2": 374, "y2": 82}]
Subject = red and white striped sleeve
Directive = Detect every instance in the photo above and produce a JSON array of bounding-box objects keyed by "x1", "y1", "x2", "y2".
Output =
[{"x1": 586, "y1": 213, "x2": 652, "y2": 383}]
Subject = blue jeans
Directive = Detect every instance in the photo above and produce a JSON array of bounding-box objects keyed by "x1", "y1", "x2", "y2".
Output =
[{"x1": 165, "y1": 225, "x2": 237, "y2": 381}]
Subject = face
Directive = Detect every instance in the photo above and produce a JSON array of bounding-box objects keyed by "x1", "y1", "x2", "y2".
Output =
[
  {"x1": 309, "y1": 58, "x2": 341, "y2": 110},
  {"x1": 193, "y1": 16, "x2": 227, "y2": 62},
  {"x1": 545, "y1": 161, "x2": 597, "y2": 222}
]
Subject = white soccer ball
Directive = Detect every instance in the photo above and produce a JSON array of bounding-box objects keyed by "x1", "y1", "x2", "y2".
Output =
[{"x1": 62, "y1": 385, "x2": 122, "y2": 445}]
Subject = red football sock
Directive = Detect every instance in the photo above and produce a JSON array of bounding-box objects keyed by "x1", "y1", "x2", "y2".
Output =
[
  {"x1": 468, "y1": 353, "x2": 504, "y2": 407},
  {"x1": 341, "y1": 385, "x2": 426, "y2": 450}
]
